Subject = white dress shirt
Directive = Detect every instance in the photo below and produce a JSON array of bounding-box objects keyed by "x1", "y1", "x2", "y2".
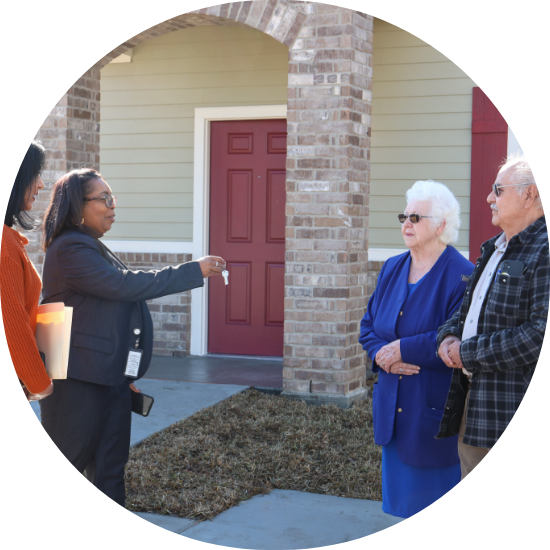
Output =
[{"x1": 461, "y1": 233, "x2": 508, "y2": 375}]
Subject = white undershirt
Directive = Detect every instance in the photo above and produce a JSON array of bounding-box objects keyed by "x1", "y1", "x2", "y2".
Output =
[{"x1": 461, "y1": 233, "x2": 508, "y2": 376}]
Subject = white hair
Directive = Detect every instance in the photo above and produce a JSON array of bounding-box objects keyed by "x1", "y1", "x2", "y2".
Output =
[
  {"x1": 499, "y1": 153, "x2": 542, "y2": 209},
  {"x1": 405, "y1": 180, "x2": 461, "y2": 244}
]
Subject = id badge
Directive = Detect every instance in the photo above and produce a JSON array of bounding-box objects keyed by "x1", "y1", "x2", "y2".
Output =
[{"x1": 124, "y1": 348, "x2": 143, "y2": 378}]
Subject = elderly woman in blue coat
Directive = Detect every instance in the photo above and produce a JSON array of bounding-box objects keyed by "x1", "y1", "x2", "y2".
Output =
[{"x1": 360, "y1": 180, "x2": 474, "y2": 518}]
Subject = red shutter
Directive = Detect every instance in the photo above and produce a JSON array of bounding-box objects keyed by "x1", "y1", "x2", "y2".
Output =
[{"x1": 469, "y1": 87, "x2": 508, "y2": 260}]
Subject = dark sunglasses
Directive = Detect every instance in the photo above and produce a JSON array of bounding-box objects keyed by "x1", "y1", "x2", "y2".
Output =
[{"x1": 398, "y1": 213, "x2": 436, "y2": 224}]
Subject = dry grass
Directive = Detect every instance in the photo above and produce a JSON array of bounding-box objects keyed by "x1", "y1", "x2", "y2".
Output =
[{"x1": 125, "y1": 385, "x2": 381, "y2": 520}]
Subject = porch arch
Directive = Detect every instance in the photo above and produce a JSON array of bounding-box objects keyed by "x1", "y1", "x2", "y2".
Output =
[
  {"x1": 97, "y1": 2, "x2": 307, "y2": 69},
  {"x1": 36, "y1": 1, "x2": 307, "y2": 185},
  {"x1": 32, "y1": 2, "x2": 374, "y2": 407}
]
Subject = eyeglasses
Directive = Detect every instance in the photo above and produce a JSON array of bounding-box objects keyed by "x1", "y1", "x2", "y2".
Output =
[
  {"x1": 398, "y1": 213, "x2": 436, "y2": 224},
  {"x1": 492, "y1": 183, "x2": 531, "y2": 197},
  {"x1": 83, "y1": 194, "x2": 117, "y2": 208}
]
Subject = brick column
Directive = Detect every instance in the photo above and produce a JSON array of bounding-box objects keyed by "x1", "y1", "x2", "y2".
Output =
[
  {"x1": 27, "y1": 68, "x2": 101, "y2": 273},
  {"x1": 282, "y1": 6, "x2": 373, "y2": 407}
]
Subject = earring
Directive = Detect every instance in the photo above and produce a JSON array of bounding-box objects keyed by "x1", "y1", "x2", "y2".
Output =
[{"x1": 81, "y1": 218, "x2": 84, "y2": 224}]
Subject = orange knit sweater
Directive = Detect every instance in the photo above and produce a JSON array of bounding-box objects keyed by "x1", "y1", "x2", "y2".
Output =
[{"x1": 1, "y1": 224, "x2": 51, "y2": 393}]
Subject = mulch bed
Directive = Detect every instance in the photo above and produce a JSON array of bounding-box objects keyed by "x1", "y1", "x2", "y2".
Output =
[{"x1": 125, "y1": 383, "x2": 381, "y2": 520}]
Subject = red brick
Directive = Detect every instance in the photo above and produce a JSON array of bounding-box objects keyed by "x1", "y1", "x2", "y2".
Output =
[
  {"x1": 318, "y1": 24, "x2": 352, "y2": 37},
  {"x1": 313, "y1": 287, "x2": 349, "y2": 298},
  {"x1": 312, "y1": 335, "x2": 347, "y2": 347},
  {"x1": 283, "y1": 358, "x2": 310, "y2": 369},
  {"x1": 283, "y1": 380, "x2": 311, "y2": 393}
]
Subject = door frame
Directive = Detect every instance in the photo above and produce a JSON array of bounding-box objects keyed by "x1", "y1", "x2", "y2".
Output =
[{"x1": 191, "y1": 104, "x2": 287, "y2": 356}]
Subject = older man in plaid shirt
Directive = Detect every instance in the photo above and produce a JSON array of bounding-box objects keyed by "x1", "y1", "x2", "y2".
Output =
[{"x1": 436, "y1": 154, "x2": 548, "y2": 478}]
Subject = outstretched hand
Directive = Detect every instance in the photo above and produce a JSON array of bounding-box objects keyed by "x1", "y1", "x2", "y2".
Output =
[{"x1": 197, "y1": 256, "x2": 226, "y2": 278}]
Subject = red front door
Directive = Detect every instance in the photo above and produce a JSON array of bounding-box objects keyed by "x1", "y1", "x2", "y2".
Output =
[{"x1": 208, "y1": 119, "x2": 286, "y2": 356}]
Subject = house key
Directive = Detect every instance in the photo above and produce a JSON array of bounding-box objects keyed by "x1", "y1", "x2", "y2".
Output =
[{"x1": 222, "y1": 269, "x2": 229, "y2": 286}]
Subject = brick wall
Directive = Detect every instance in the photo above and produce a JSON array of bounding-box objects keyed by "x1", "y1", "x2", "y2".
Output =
[
  {"x1": 35, "y1": 67, "x2": 100, "y2": 182},
  {"x1": 115, "y1": 253, "x2": 194, "y2": 356},
  {"x1": 28, "y1": 67, "x2": 101, "y2": 274}
]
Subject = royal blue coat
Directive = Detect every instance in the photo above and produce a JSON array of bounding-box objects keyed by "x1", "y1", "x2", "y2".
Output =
[{"x1": 359, "y1": 246, "x2": 474, "y2": 468}]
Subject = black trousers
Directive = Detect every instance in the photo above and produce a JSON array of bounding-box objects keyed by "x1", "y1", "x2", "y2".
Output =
[{"x1": 40, "y1": 377, "x2": 132, "y2": 506}]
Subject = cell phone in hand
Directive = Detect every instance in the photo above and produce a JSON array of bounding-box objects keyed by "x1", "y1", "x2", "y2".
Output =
[{"x1": 131, "y1": 391, "x2": 154, "y2": 417}]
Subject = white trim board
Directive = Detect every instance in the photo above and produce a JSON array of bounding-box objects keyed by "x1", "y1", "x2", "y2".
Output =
[
  {"x1": 191, "y1": 105, "x2": 287, "y2": 356},
  {"x1": 368, "y1": 248, "x2": 470, "y2": 262}
]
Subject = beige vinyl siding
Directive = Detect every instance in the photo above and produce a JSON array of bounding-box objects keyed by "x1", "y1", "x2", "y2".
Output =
[
  {"x1": 100, "y1": 26, "x2": 288, "y2": 242},
  {"x1": 371, "y1": 18, "x2": 477, "y2": 251}
]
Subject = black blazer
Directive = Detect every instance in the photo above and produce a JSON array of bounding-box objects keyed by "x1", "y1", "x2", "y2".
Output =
[{"x1": 41, "y1": 230, "x2": 204, "y2": 386}]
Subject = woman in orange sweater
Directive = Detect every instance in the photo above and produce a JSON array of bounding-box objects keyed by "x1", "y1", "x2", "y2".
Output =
[{"x1": 1, "y1": 141, "x2": 53, "y2": 399}]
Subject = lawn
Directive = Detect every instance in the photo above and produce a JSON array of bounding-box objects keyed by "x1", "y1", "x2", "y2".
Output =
[{"x1": 125, "y1": 383, "x2": 381, "y2": 520}]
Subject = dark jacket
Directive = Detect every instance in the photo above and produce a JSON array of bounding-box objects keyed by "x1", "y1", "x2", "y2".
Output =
[
  {"x1": 359, "y1": 246, "x2": 474, "y2": 468},
  {"x1": 41, "y1": 230, "x2": 204, "y2": 386},
  {"x1": 436, "y1": 216, "x2": 549, "y2": 448}
]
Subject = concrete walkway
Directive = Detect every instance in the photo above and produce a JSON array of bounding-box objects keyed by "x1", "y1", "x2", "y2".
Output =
[
  {"x1": 29, "y1": 357, "x2": 402, "y2": 547},
  {"x1": 136, "y1": 490, "x2": 402, "y2": 548},
  {"x1": 30, "y1": 378, "x2": 249, "y2": 447}
]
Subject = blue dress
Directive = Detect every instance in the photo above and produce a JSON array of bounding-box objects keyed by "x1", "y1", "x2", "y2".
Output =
[
  {"x1": 381, "y1": 283, "x2": 460, "y2": 518},
  {"x1": 359, "y1": 247, "x2": 474, "y2": 518}
]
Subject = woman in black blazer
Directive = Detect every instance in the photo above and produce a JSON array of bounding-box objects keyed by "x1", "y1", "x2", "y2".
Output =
[{"x1": 39, "y1": 168, "x2": 224, "y2": 505}]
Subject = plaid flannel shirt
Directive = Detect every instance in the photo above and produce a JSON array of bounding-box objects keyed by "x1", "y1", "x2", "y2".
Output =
[{"x1": 436, "y1": 216, "x2": 549, "y2": 448}]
